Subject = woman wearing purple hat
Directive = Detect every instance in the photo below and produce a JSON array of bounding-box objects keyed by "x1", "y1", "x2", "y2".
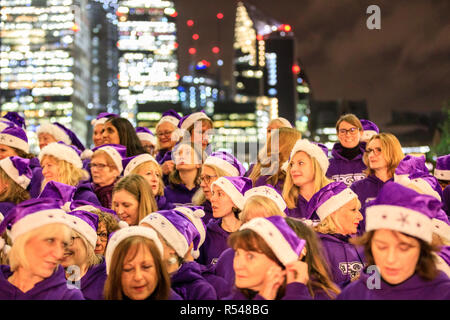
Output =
[
  {"x1": 350, "y1": 133, "x2": 405, "y2": 233},
  {"x1": 136, "y1": 127, "x2": 157, "y2": 157},
  {"x1": 61, "y1": 210, "x2": 106, "y2": 300},
  {"x1": 249, "y1": 127, "x2": 302, "y2": 193},
  {"x1": 140, "y1": 209, "x2": 217, "y2": 300},
  {"x1": 0, "y1": 157, "x2": 32, "y2": 217},
  {"x1": 0, "y1": 198, "x2": 84, "y2": 299},
  {"x1": 0, "y1": 124, "x2": 35, "y2": 162},
  {"x1": 198, "y1": 176, "x2": 253, "y2": 266},
  {"x1": 282, "y1": 138, "x2": 332, "y2": 219},
  {"x1": 224, "y1": 216, "x2": 311, "y2": 300},
  {"x1": 103, "y1": 117, "x2": 146, "y2": 157},
  {"x1": 326, "y1": 114, "x2": 368, "y2": 187},
  {"x1": 104, "y1": 226, "x2": 175, "y2": 300},
  {"x1": 179, "y1": 111, "x2": 213, "y2": 152},
  {"x1": 112, "y1": 174, "x2": 158, "y2": 226},
  {"x1": 164, "y1": 142, "x2": 203, "y2": 205},
  {"x1": 434, "y1": 154, "x2": 450, "y2": 216},
  {"x1": 360, "y1": 119, "x2": 380, "y2": 143},
  {"x1": 37, "y1": 122, "x2": 85, "y2": 152},
  {"x1": 309, "y1": 182, "x2": 365, "y2": 288},
  {"x1": 339, "y1": 182, "x2": 450, "y2": 300},
  {"x1": 192, "y1": 151, "x2": 246, "y2": 225}
]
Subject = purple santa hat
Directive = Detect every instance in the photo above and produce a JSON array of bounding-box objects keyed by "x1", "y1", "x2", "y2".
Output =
[
  {"x1": 243, "y1": 185, "x2": 287, "y2": 213},
  {"x1": 360, "y1": 119, "x2": 379, "y2": 141},
  {"x1": 63, "y1": 199, "x2": 118, "y2": 217},
  {"x1": 365, "y1": 181, "x2": 442, "y2": 243},
  {"x1": 122, "y1": 153, "x2": 159, "y2": 177},
  {"x1": 38, "y1": 181, "x2": 76, "y2": 204},
  {"x1": 0, "y1": 156, "x2": 32, "y2": 190},
  {"x1": 39, "y1": 141, "x2": 83, "y2": 169},
  {"x1": 91, "y1": 112, "x2": 119, "y2": 127},
  {"x1": 210, "y1": 176, "x2": 253, "y2": 210},
  {"x1": 136, "y1": 127, "x2": 157, "y2": 146},
  {"x1": 66, "y1": 209, "x2": 99, "y2": 248},
  {"x1": 282, "y1": 139, "x2": 329, "y2": 174},
  {"x1": 172, "y1": 206, "x2": 207, "y2": 259},
  {"x1": 178, "y1": 110, "x2": 212, "y2": 131},
  {"x1": 92, "y1": 143, "x2": 127, "y2": 173},
  {"x1": 156, "y1": 109, "x2": 182, "y2": 130},
  {"x1": 432, "y1": 218, "x2": 450, "y2": 243},
  {"x1": 104, "y1": 226, "x2": 164, "y2": 274},
  {"x1": 239, "y1": 216, "x2": 306, "y2": 266},
  {"x1": 204, "y1": 151, "x2": 246, "y2": 176},
  {"x1": 0, "y1": 124, "x2": 29, "y2": 153},
  {"x1": 37, "y1": 122, "x2": 85, "y2": 151},
  {"x1": 434, "y1": 154, "x2": 450, "y2": 181},
  {"x1": 0, "y1": 198, "x2": 68, "y2": 244},
  {"x1": 139, "y1": 209, "x2": 201, "y2": 259},
  {"x1": 1, "y1": 112, "x2": 26, "y2": 129},
  {"x1": 306, "y1": 182, "x2": 358, "y2": 221}
]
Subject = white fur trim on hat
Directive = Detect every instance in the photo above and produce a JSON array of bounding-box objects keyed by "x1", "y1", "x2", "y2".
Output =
[
  {"x1": 39, "y1": 142, "x2": 82, "y2": 169},
  {"x1": 316, "y1": 188, "x2": 358, "y2": 221},
  {"x1": 137, "y1": 132, "x2": 157, "y2": 146},
  {"x1": 243, "y1": 186, "x2": 287, "y2": 212},
  {"x1": 10, "y1": 209, "x2": 70, "y2": 243},
  {"x1": 140, "y1": 213, "x2": 188, "y2": 258},
  {"x1": 98, "y1": 146, "x2": 123, "y2": 173},
  {"x1": 80, "y1": 149, "x2": 93, "y2": 161},
  {"x1": 180, "y1": 112, "x2": 211, "y2": 131},
  {"x1": 395, "y1": 174, "x2": 441, "y2": 201},
  {"x1": 432, "y1": 218, "x2": 450, "y2": 242},
  {"x1": 204, "y1": 156, "x2": 239, "y2": 176},
  {"x1": 434, "y1": 169, "x2": 450, "y2": 181},
  {"x1": 0, "y1": 157, "x2": 31, "y2": 189},
  {"x1": 240, "y1": 217, "x2": 300, "y2": 266},
  {"x1": 66, "y1": 214, "x2": 97, "y2": 249},
  {"x1": 156, "y1": 116, "x2": 179, "y2": 130},
  {"x1": 211, "y1": 177, "x2": 245, "y2": 210},
  {"x1": 361, "y1": 130, "x2": 378, "y2": 141},
  {"x1": 289, "y1": 139, "x2": 329, "y2": 174},
  {"x1": 0, "y1": 133, "x2": 30, "y2": 153},
  {"x1": 366, "y1": 204, "x2": 433, "y2": 243},
  {"x1": 174, "y1": 207, "x2": 206, "y2": 259},
  {"x1": 123, "y1": 154, "x2": 159, "y2": 177},
  {"x1": 91, "y1": 117, "x2": 108, "y2": 127},
  {"x1": 104, "y1": 226, "x2": 164, "y2": 274},
  {"x1": 37, "y1": 123, "x2": 71, "y2": 145}
]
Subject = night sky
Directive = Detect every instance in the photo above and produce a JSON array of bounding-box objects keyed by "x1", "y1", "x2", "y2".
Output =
[{"x1": 174, "y1": 0, "x2": 450, "y2": 129}]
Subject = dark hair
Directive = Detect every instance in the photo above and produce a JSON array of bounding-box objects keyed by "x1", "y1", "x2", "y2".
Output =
[
  {"x1": 351, "y1": 230, "x2": 439, "y2": 281},
  {"x1": 106, "y1": 118, "x2": 146, "y2": 157}
]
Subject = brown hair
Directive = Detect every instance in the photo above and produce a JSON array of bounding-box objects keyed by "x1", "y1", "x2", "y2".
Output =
[
  {"x1": 103, "y1": 236, "x2": 170, "y2": 300},
  {"x1": 350, "y1": 230, "x2": 439, "y2": 281},
  {"x1": 335, "y1": 113, "x2": 363, "y2": 132},
  {"x1": 192, "y1": 163, "x2": 230, "y2": 205},
  {"x1": 0, "y1": 168, "x2": 30, "y2": 204}
]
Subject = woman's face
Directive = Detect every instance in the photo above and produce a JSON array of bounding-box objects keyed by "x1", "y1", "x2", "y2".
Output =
[
  {"x1": 113, "y1": 189, "x2": 140, "y2": 226},
  {"x1": 90, "y1": 154, "x2": 120, "y2": 187},
  {"x1": 338, "y1": 121, "x2": 361, "y2": 149},
  {"x1": 156, "y1": 122, "x2": 177, "y2": 150},
  {"x1": 135, "y1": 162, "x2": 160, "y2": 196},
  {"x1": 289, "y1": 151, "x2": 315, "y2": 187},
  {"x1": 24, "y1": 228, "x2": 67, "y2": 280},
  {"x1": 371, "y1": 229, "x2": 421, "y2": 285},
  {"x1": 210, "y1": 184, "x2": 235, "y2": 218},
  {"x1": 41, "y1": 156, "x2": 60, "y2": 183},
  {"x1": 95, "y1": 221, "x2": 108, "y2": 255},
  {"x1": 366, "y1": 138, "x2": 388, "y2": 171},
  {"x1": 121, "y1": 244, "x2": 158, "y2": 300},
  {"x1": 38, "y1": 133, "x2": 58, "y2": 150},
  {"x1": 93, "y1": 124, "x2": 105, "y2": 147},
  {"x1": 102, "y1": 122, "x2": 121, "y2": 145},
  {"x1": 199, "y1": 165, "x2": 218, "y2": 201},
  {"x1": 233, "y1": 248, "x2": 280, "y2": 292},
  {"x1": 141, "y1": 140, "x2": 156, "y2": 156},
  {"x1": 331, "y1": 198, "x2": 363, "y2": 235},
  {"x1": 173, "y1": 144, "x2": 200, "y2": 171},
  {"x1": 61, "y1": 233, "x2": 88, "y2": 269},
  {"x1": 190, "y1": 121, "x2": 212, "y2": 150},
  {"x1": 0, "y1": 144, "x2": 18, "y2": 160}
]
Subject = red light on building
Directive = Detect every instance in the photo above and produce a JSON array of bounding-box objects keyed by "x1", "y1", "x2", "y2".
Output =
[
  {"x1": 201, "y1": 59, "x2": 211, "y2": 67},
  {"x1": 212, "y1": 46, "x2": 220, "y2": 54},
  {"x1": 171, "y1": 11, "x2": 178, "y2": 17},
  {"x1": 256, "y1": 34, "x2": 263, "y2": 41},
  {"x1": 217, "y1": 12, "x2": 224, "y2": 19},
  {"x1": 71, "y1": 23, "x2": 79, "y2": 32},
  {"x1": 174, "y1": 42, "x2": 179, "y2": 49},
  {"x1": 187, "y1": 19, "x2": 194, "y2": 27},
  {"x1": 284, "y1": 24, "x2": 292, "y2": 32},
  {"x1": 176, "y1": 73, "x2": 180, "y2": 80},
  {"x1": 188, "y1": 47, "x2": 197, "y2": 55},
  {"x1": 292, "y1": 64, "x2": 301, "y2": 74},
  {"x1": 192, "y1": 33, "x2": 199, "y2": 40}
]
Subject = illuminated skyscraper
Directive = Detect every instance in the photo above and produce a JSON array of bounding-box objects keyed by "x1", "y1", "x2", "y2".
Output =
[{"x1": 0, "y1": 0, "x2": 91, "y2": 152}]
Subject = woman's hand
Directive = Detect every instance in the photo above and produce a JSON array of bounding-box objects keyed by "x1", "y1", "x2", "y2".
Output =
[
  {"x1": 161, "y1": 160, "x2": 175, "y2": 175},
  {"x1": 285, "y1": 260, "x2": 309, "y2": 285},
  {"x1": 258, "y1": 265, "x2": 286, "y2": 300}
]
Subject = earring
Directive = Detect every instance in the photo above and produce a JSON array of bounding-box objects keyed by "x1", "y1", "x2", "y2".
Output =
[{"x1": 168, "y1": 255, "x2": 178, "y2": 265}]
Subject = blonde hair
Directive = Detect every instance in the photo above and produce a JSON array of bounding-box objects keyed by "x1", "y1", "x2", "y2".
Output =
[
  {"x1": 239, "y1": 195, "x2": 286, "y2": 223},
  {"x1": 41, "y1": 155, "x2": 89, "y2": 187},
  {"x1": 282, "y1": 155, "x2": 332, "y2": 209},
  {"x1": 363, "y1": 133, "x2": 404, "y2": 178},
  {"x1": 314, "y1": 198, "x2": 362, "y2": 234},
  {"x1": 9, "y1": 223, "x2": 71, "y2": 272},
  {"x1": 71, "y1": 229, "x2": 102, "y2": 267},
  {"x1": 0, "y1": 168, "x2": 30, "y2": 204},
  {"x1": 192, "y1": 164, "x2": 231, "y2": 205},
  {"x1": 131, "y1": 161, "x2": 164, "y2": 196}
]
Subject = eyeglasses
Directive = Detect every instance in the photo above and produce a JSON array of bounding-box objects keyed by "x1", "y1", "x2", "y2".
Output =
[
  {"x1": 97, "y1": 232, "x2": 108, "y2": 242},
  {"x1": 89, "y1": 163, "x2": 110, "y2": 170},
  {"x1": 338, "y1": 127, "x2": 359, "y2": 135},
  {"x1": 69, "y1": 236, "x2": 80, "y2": 246},
  {"x1": 156, "y1": 130, "x2": 174, "y2": 138},
  {"x1": 200, "y1": 174, "x2": 217, "y2": 184},
  {"x1": 366, "y1": 147, "x2": 382, "y2": 155}
]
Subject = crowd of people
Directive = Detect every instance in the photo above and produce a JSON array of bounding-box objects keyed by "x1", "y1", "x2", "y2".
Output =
[{"x1": 0, "y1": 109, "x2": 449, "y2": 300}]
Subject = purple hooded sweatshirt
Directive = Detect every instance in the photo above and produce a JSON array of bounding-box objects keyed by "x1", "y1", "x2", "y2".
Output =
[
  {"x1": 326, "y1": 142, "x2": 367, "y2": 187},
  {"x1": 318, "y1": 233, "x2": 366, "y2": 289},
  {"x1": 337, "y1": 270, "x2": 450, "y2": 300},
  {"x1": 164, "y1": 183, "x2": 199, "y2": 206},
  {"x1": 443, "y1": 185, "x2": 450, "y2": 216},
  {"x1": 155, "y1": 195, "x2": 175, "y2": 211},
  {"x1": 80, "y1": 259, "x2": 107, "y2": 300},
  {"x1": 224, "y1": 283, "x2": 312, "y2": 300},
  {"x1": 285, "y1": 194, "x2": 309, "y2": 219},
  {"x1": 197, "y1": 262, "x2": 233, "y2": 299},
  {"x1": 0, "y1": 265, "x2": 84, "y2": 300},
  {"x1": 199, "y1": 200, "x2": 214, "y2": 225},
  {"x1": 197, "y1": 218, "x2": 230, "y2": 266},
  {"x1": 171, "y1": 261, "x2": 218, "y2": 300},
  {"x1": 0, "y1": 202, "x2": 15, "y2": 219},
  {"x1": 156, "y1": 150, "x2": 173, "y2": 185}
]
